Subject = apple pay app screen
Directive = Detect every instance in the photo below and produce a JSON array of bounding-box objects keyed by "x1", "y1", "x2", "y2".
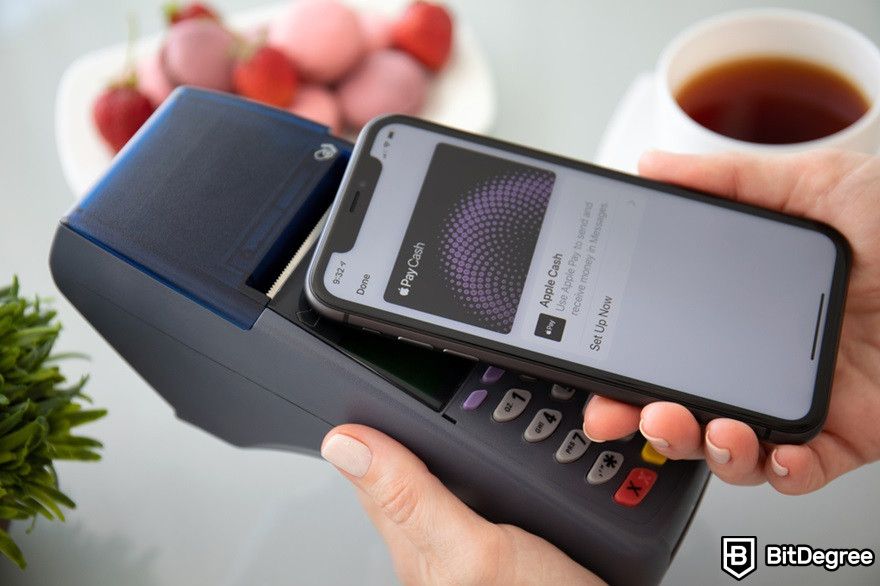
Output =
[{"x1": 324, "y1": 123, "x2": 837, "y2": 420}]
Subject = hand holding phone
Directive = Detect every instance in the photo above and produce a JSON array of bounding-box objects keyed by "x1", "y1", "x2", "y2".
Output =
[
  {"x1": 307, "y1": 117, "x2": 850, "y2": 444},
  {"x1": 585, "y1": 149, "x2": 880, "y2": 495}
]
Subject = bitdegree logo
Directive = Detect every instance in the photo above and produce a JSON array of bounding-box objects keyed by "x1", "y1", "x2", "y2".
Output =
[
  {"x1": 722, "y1": 537, "x2": 757, "y2": 580},
  {"x1": 766, "y1": 544, "x2": 875, "y2": 571},
  {"x1": 397, "y1": 241, "x2": 426, "y2": 296},
  {"x1": 721, "y1": 536, "x2": 875, "y2": 580}
]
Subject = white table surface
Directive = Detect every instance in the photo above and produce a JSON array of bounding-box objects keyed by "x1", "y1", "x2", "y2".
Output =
[{"x1": 2, "y1": 1, "x2": 879, "y2": 585}]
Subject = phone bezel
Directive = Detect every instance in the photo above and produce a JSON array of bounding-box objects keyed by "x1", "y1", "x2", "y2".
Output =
[{"x1": 306, "y1": 115, "x2": 850, "y2": 442}]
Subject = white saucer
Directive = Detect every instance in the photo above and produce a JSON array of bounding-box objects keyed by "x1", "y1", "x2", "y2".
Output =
[
  {"x1": 593, "y1": 72, "x2": 654, "y2": 173},
  {"x1": 55, "y1": 0, "x2": 497, "y2": 197}
]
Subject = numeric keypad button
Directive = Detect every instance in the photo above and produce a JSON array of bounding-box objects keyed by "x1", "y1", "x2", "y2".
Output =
[
  {"x1": 492, "y1": 389, "x2": 531, "y2": 422},
  {"x1": 555, "y1": 429, "x2": 591, "y2": 463},
  {"x1": 523, "y1": 409, "x2": 562, "y2": 442},
  {"x1": 586, "y1": 451, "x2": 624, "y2": 485}
]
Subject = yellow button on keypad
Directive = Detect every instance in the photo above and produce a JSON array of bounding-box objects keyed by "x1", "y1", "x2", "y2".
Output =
[{"x1": 641, "y1": 441, "x2": 667, "y2": 466}]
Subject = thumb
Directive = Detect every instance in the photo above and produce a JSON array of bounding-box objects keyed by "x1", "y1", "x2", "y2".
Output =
[
  {"x1": 637, "y1": 149, "x2": 863, "y2": 221},
  {"x1": 321, "y1": 424, "x2": 489, "y2": 557}
]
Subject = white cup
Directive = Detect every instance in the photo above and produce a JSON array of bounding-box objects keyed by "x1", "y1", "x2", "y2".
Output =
[{"x1": 655, "y1": 8, "x2": 880, "y2": 155}]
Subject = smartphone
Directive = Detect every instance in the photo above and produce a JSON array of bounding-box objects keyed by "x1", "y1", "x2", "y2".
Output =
[{"x1": 306, "y1": 116, "x2": 849, "y2": 443}]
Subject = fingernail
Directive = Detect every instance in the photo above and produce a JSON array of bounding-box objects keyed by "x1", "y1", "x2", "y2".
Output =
[
  {"x1": 639, "y1": 419, "x2": 669, "y2": 449},
  {"x1": 705, "y1": 431, "x2": 731, "y2": 464},
  {"x1": 321, "y1": 434, "x2": 372, "y2": 478},
  {"x1": 584, "y1": 432, "x2": 605, "y2": 443},
  {"x1": 770, "y1": 449, "x2": 789, "y2": 477}
]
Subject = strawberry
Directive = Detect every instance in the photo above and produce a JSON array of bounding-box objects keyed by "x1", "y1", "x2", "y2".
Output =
[
  {"x1": 164, "y1": 2, "x2": 219, "y2": 25},
  {"x1": 92, "y1": 79, "x2": 155, "y2": 153},
  {"x1": 233, "y1": 45, "x2": 299, "y2": 108},
  {"x1": 392, "y1": 2, "x2": 453, "y2": 72}
]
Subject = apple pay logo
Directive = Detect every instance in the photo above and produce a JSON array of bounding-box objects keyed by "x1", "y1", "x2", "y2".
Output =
[
  {"x1": 722, "y1": 536, "x2": 757, "y2": 580},
  {"x1": 534, "y1": 313, "x2": 566, "y2": 342}
]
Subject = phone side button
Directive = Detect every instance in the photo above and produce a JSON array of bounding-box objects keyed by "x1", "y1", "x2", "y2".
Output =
[
  {"x1": 442, "y1": 348, "x2": 478, "y2": 361},
  {"x1": 752, "y1": 425, "x2": 770, "y2": 440},
  {"x1": 397, "y1": 336, "x2": 433, "y2": 350}
]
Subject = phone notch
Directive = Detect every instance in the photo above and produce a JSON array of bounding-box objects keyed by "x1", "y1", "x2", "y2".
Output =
[{"x1": 330, "y1": 155, "x2": 382, "y2": 253}]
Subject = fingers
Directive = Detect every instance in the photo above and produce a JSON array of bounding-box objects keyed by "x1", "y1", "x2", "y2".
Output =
[
  {"x1": 638, "y1": 150, "x2": 796, "y2": 208},
  {"x1": 354, "y1": 490, "x2": 424, "y2": 585},
  {"x1": 583, "y1": 388, "x2": 860, "y2": 494},
  {"x1": 584, "y1": 398, "x2": 703, "y2": 459},
  {"x1": 703, "y1": 419, "x2": 766, "y2": 486},
  {"x1": 582, "y1": 395, "x2": 640, "y2": 441},
  {"x1": 764, "y1": 442, "x2": 833, "y2": 495},
  {"x1": 321, "y1": 425, "x2": 489, "y2": 558},
  {"x1": 325, "y1": 426, "x2": 604, "y2": 585},
  {"x1": 638, "y1": 402, "x2": 704, "y2": 459},
  {"x1": 766, "y1": 430, "x2": 867, "y2": 495},
  {"x1": 637, "y1": 149, "x2": 862, "y2": 221}
]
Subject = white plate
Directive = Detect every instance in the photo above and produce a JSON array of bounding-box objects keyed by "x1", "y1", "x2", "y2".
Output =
[{"x1": 55, "y1": 0, "x2": 496, "y2": 197}]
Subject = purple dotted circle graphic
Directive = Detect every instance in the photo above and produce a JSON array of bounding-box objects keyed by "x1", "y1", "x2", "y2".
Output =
[{"x1": 438, "y1": 170, "x2": 553, "y2": 332}]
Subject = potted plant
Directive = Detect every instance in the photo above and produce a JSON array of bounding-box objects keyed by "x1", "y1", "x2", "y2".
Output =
[{"x1": 0, "y1": 278, "x2": 106, "y2": 569}]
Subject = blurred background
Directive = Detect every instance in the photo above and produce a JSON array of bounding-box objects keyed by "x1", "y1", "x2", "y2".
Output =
[{"x1": 1, "y1": 1, "x2": 879, "y2": 584}]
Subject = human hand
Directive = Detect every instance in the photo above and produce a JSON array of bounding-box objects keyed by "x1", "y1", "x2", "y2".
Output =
[
  {"x1": 321, "y1": 425, "x2": 604, "y2": 585},
  {"x1": 584, "y1": 149, "x2": 880, "y2": 495}
]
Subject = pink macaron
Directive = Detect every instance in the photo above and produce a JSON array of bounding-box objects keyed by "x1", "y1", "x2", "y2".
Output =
[
  {"x1": 163, "y1": 19, "x2": 236, "y2": 91},
  {"x1": 358, "y1": 11, "x2": 393, "y2": 51},
  {"x1": 137, "y1": 50, "x2": 175, "y2": 108},
  {"x1": 337, "y1": 49, "x2": 428, "y2": 129},
  {"x1": 288, "y1": 84, "x2": 343, "y2": 135},
  {"x1": 268, "y1": 0, "x2": 366, "y2": 84}
]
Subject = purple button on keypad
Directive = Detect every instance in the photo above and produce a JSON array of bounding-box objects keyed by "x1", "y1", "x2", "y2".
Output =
[
  {"x1": 481, "y1": 366, "x2": 505, "y2": 384},
  {"x1": 462, "y1": 389, "x2": 489, "y2": 411}
]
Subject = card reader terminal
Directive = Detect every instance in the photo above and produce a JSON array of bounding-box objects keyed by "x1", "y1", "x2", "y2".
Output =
[{"x1": 50, "y1": 88, "x2": 709, "y2": 585}]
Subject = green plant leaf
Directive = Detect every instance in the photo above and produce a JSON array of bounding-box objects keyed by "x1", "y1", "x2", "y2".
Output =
[
  {"x1": 48, "y1": 446, "x2": 101, "y2": 461},
  {"x1": 0, "y1": 402, "x2": 28, "y2": 436},
  {"x1": 0, "y1": 526, "x2": 26, "y2": 570},
  {"x1": 0, "y1": 277, "x2": 106, "y2": 569},
  {"x1": 21, "y1": 497, "x2": 54, "y2": 521},
  {"x1": 44, "y1": 352, "x2": 89, "y2": 363},
  {"x1": 49, "y1": 435, "x2": 103, "y2": 449},
  {"x1": 6, "y1": 325, "x2": 60, "y2": 347},
  {"x1": 0, "y1": 507, "x2": 31, "y2": 520},
  {"x1": 22, "y1": 482, "x2": 68, "y2": 521},
  {"x1": 60, "y1": 409, "x2": 107, "y2": 428},
  {"x1": 0, "y1": 420, "x2": 47, "y2": 452}
]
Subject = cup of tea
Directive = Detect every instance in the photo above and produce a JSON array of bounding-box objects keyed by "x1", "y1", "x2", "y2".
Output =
[{"x1": 655, "y1": 8, "x2": 880, "y2": 154}]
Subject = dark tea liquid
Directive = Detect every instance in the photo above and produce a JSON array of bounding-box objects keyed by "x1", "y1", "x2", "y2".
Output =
[{"x1": 675, "y1": 56, "x2": 870, "y2": 144}]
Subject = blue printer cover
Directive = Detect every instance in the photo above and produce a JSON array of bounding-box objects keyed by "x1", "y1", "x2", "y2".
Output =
[{"x1": 65, "y1": 88, "x2": 351, "y2": 329}]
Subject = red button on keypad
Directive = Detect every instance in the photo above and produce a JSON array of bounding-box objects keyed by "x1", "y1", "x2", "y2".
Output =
[{"x1": 613, "y1": 467, "x2": 658, "y2": 507}]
